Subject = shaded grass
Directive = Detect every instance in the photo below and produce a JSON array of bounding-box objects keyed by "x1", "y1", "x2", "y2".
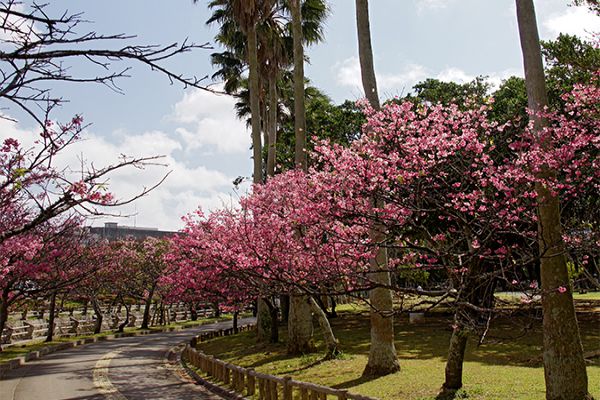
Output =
[{"x1": 198, "y1": 303, "x2": 600, "y2": 400}]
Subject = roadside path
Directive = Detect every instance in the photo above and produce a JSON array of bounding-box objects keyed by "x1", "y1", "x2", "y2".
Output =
[{"x1": 0, "y1": 318, "x2": 254, "y2": 400}]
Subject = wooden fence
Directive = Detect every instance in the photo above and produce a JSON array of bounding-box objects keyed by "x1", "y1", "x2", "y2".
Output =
[{"x1": 182, "y1": 325, "x2": 377, "y2": 400}]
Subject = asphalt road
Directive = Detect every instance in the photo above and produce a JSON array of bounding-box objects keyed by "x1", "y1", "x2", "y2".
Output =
[{"x1": 0, "y1": 318, "x2": 254, "y2": 400}]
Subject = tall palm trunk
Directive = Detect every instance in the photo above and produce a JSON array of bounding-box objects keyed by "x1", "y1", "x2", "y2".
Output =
[
  {"x1": 291, "y1": 0, "x2": 307, "y2": 170},
  {"x1": 515, "y1": 2, "x2": 590, "y2": 399},
  {"x1": 356, "y1": 0, "x2": 399, "y2": 376},
  {"x1": 267, "y1": 73, "x2": 278, "y2": 177},
  {"x1": 248, "y1": 23, "x2": 263, "y2": 185},
  {"x1": 355, "y1": 0, "x2": 380, "y2": 109}
]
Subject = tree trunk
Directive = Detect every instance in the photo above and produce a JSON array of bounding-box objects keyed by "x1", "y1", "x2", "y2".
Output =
[
  {"x1": 267, "y1": 73, "x2": 278, "y2": 178},
  {"x1": 248, "y1": 23, "x2": 263, "y2": 184},
  {"x1": 330, "y1": 296, "x2": 338, "y2": 318},
  {"x1": 308, "y1": 297, "x2": 339, "y2": 357},
  {"x1": 190, "y1": 302, "x2": 198, "y2": 321},
  {"x1": 287, "y1": 294, "x2": 315, "y2": 354},
  {"x1": 443, "y1": 324, "x2": 469, "y2": 391},
  {"x1": 212, "y1": 301, "x2": 221, "y2": 318},
  {"x1": 442, "y1": 260, "x2": 496, "y2": 391},
  {"x1": 269, "y1": 303, "x2": 279, "y2": 343},
  {"x1": 355, "y1": 0, "x2": 398, "y2": 377},
  {"x1": 363, "y1": 217, "x2": 399, "y2": 376},
  {"x1": 256, "y1": 298, "x2": 272, "y2": 342},
  {"x1": 45, "y1": 291, "x2": 57, "y2": 342},
  {"x1": 291, "y1": 0, "x2": 307, "y2": 170},
  {"x1": 363, "y1": 266, "x2": 400, "y2": 376},
  {"x1": 515, "y1": 2, "x2": 590, "y2": 399},
  {"x1": 280, "y1": 294, "x2": 290, "y2": 324},
  {"x1": 141, "y1": 283, "x2": 156, "y2": 330},
  {"x1": 355, "y1": 0, "x2": 380, "y2": 110},
  {"x1": 117, "y1": 304, "x2": 130, "y2": 333},
  {"x1": 0, "y1": 290, "x2": 10, "y2": 350},
  {"x1": 233, "y1": 311, "x2": 239, "y2": 334},
  {"x1": 92, "y1": 299, "x2": 103, "y2": 334}
]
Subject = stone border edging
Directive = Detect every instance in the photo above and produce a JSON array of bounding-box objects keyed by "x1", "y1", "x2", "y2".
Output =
[{"x1": 0, "y1": 318, "x2": 228, "y2": 379}]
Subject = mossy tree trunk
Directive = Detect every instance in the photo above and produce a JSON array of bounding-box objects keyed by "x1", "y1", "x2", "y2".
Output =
[{"x1": 287, "y1": 294, "x2": 315, "y2": 354}]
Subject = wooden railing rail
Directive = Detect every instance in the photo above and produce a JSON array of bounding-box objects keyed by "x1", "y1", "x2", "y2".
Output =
[{"x1": 182, "y1": 325, "x2": 377, "y2": 400}]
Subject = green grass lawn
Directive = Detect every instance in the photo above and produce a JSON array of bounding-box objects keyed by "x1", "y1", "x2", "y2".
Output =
[{"x1": 197, "y1": 302, "x2": 600, "y2": 400}]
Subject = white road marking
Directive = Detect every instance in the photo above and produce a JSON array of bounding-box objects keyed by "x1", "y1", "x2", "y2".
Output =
[{"x1": 93, "y1": 350, "x2": 127, "y2": 400}]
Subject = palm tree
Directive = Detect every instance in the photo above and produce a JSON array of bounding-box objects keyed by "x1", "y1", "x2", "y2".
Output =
[
  {"x1": 354, "y1": 0, "x2": 400, "y2": 377},
  {"x1": 204, "y1": 0, "x2": 274, "y2": 185},
  {"x1": 515, "y1": 1, "x2": 590, "y2": 398}
]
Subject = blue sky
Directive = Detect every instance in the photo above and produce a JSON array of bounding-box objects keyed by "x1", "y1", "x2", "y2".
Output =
[{"x1": 1, "y1": 1, "x2": 598, "y2": 230}]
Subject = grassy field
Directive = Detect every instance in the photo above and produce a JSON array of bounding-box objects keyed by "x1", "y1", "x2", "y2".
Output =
[{"x1": 197, "y1": 300, "x2": 600, "y2": 400}]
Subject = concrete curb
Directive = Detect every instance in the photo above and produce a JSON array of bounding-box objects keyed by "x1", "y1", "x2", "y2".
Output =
[{"x1": 0, "y1": 319, "x2": 227, "y2": 379}]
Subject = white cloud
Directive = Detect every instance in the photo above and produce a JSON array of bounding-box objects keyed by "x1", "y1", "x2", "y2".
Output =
[
  {"x1": 334, "y1": 57, "x2": 521, "y2": 95},
  {"x1": 543, "y1": 6, "x2": 599, "y2": 39},
  {"x1": 436, "y1": 67, "x2": 474, "y2": 84},
  {"x1": 334, "y1": 57, "x2": 428, "y2": 94},
  {"x1": 0, "y1": 115, "x2": 239, "y2": 231},
  {"x1": 171, "y1": 88, "x2": 250, "y2": 154},
  {"x1": 414, "y1": 0, "x2": 455, "y2": 13}
]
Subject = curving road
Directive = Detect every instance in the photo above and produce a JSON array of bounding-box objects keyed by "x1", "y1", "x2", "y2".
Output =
[{"x1": 0, "y1": 318, "x2": 254, "y2": 400}]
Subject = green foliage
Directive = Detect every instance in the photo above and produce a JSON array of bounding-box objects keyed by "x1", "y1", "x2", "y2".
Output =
[
  {"x1": 542, "y1": 34, "x2": 600, "y2": 108},
  {"x1": 276, "y1": 91, "x2": 366, "y2": 171},
  {"x1": 402, "y1": 77, "x2": 491, "y2": 109},
  {"x1": 395, "y1": 266, "x2": 430, "y2": 287}
]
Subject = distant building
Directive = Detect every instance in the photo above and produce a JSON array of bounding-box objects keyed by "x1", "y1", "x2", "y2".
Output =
[{"x1": 88, "y1": 222, "x2": 176, "y2": 241}]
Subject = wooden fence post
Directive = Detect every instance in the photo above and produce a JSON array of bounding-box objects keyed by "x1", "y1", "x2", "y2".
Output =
[
  {"x1": 283, "y1": 376, "x2": 292, "y2": 400},
  {"x1": 271, "y1": 380, "x2": 279, "y2": 400},
  {"x1": 247, "y1": 369, "x2": 256, "y2": 396}
]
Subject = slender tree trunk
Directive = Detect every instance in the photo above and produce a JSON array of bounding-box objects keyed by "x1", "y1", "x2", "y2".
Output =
[
  {"x1": 443, "y1": 324, "x2": 469, "y2": 391},
  {"x1": 212, "y1": 302, "x2": 221, "y2": 318},
  {"x1": 280, "y1": 294, "x2": 290, "y2": 324},
  {"x1": 92, "y1": 298, "x2": 103, "y2": 334},
  {"x1": 265, "y1": 299, "x2": 279, "y2": 343},
  {"x1": 190, "y1": 302, "x2": 198, "y2": 321},
  {"x1": 355, "y1": 0, "x2": 380, "y2": 109},
  {"x1": 287, "y1": 294, "x2": 315, "y2": 354},
  {"x1": 515, "y1": 2, "x2": 590, "y2": 399},
  {"x1": 267, "y1": 73, "x2": 278, "y2": 177},
  {"x1": 117, "y1": 304, "x2": 130, "y2": 333},
  {"x1": 0, "y1": 290, "x2": 10, "y2": 350},
  {"x1": 362, "y1": 241, "x2": 400, "y2": 376},
  {"x1": 330, "y1": 296, "x2": 338, "y2": 318},
  {"x1": 141, "y1": 283, "x2": 156, "y2": 330},
  {"x1": 355, "y1": 0, "x2": 399, "y2": 377},
  {"x1": 308, "y1": 297, "x2": 339, "y2": 357},
  {"x1": 233, "y1": 311, "x2": 239, "y2": 334},
  {"x1": 291, "y1": 0, "x2": 307, "y2": 170},
  {"x1": 442, "y1": 262, "x2": 496, "y2": 392},
  {"x1": 45, "y1": 291, "x2": 57, "y2": 342},
  {"x1": 248, "y1": 23, "x2": 263, "y2": 184}
]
